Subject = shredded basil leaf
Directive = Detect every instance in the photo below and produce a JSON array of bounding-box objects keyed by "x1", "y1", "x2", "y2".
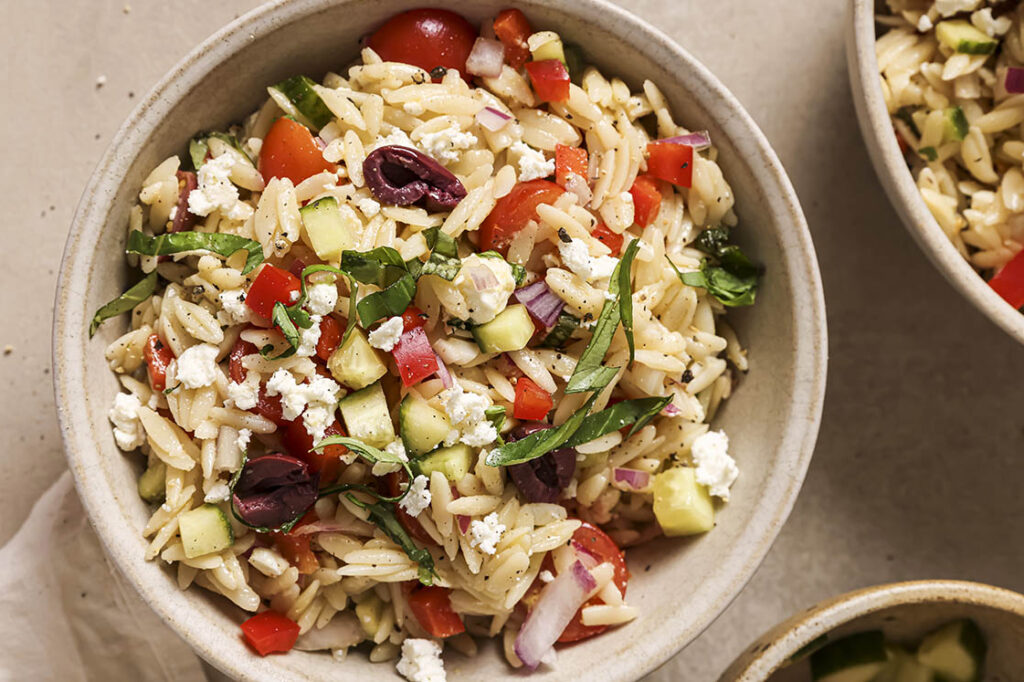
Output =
[
  {"x1": 540, "y1": 311, "x2": 580, "y2": 348},
  {"x1": 341, "y1": 248, "x2": 418, "y2": 326},
  {"x1": 268, "y1": 302, "x2": 300, "y2": 359},
  {"x1": 564, "y1": 395, "x2": 672, "y2": 447},
  {"x1": 88, "y1": 270, "x2": 158, "y2": 337},
  {"x1": 564, "y1": 297, "x2": 620, "y2": 394},
  {"x1": 614, "y1": 239, "x2": 641, "y2": 365},
  {"x1": 126, "y1": 230, "x2": 264, "y2": 274},
  {"x1": 356, "y1": 498, "x2": 436, "y2": 585},
  {"x1": 918, "y1": 145, "x2": 938, "y2": 161},
  {"x1": 671, "y1": 257, "x2": 758, "y2": 308},
  {"x1": 486, "y1": 393, "x2": 599, "y2": 467},
  {"x1": 163, "y1": 383, "x2": 181, "y2": 395},
  {"x1": 894, "y1": 106, "x2": 921, "y2": 137},
  {"x1": 313, "y1": 436, "x2": 416, "y2": 502}
]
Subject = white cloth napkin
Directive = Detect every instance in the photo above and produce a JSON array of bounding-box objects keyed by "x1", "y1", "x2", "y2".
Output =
[{"x1": 0, "y1": 471, "x2": 207, "y2": 682}]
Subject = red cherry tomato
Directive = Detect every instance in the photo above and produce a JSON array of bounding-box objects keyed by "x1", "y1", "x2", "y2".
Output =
[
  {"x1": 555, "y1": 144, "x2": 588, "y2": 188},
  {"x1": 646, "y1": 142, "x2": 693, "y2": 188},
  {"x1": 258, "y1": 117, "x2": 337, "y2": 186},
  {"x1": 479, "y1": 179, "x2": 564, "y2": 254},
  {"x1": 401, "y1": 305, "x2": 428, "y2": 333},
  {"x1": 406, "y1": 585, "x2": 466, "y2": 638},
  {"x1": 245, "y1": 264, "x2": 302, "y2": 321},
  {"x1": 143, "y1": 334, "x2": 175, "y2": 392},
  {"x1": 525, "y1": 60, "x2": 570, "y2": 103},
  {"x1": 989, "y1": 249, "x2": 1024, "y2": 309},
  {"x1": 272, "y1": 533, "x2": 319, "y2": 575},
  {"x1": 592, "y1": 222, "x2": 624, "y2": 256},
  {"x1": 316, "y1": 315, "x2": 343, "y2": 362},
  {"x1": 557, "y1": 521, "x2": 629, "y2": 643},
  {"x1": 513, "y1": 376, "x2": 553, "y2": 421},
  {"x1": 629, "y1": 175, "x2": 663, "y2": 228},
  {"x1": 493, "y1": 8, "x2": 532, "y2": 70},
  {"x1": 367, "y1": 9, "x2": 477, "y2": 78},
  {"x1": 240, "y1": 611, "x2": 300, "y2": 656},
  {"x1": 281, "y1": 419, "x2": 347, "y2": 485}
]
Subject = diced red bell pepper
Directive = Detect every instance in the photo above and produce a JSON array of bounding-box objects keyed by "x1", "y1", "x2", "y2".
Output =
[
  {"x1": 513, "y1": 376, "x2": 553, "y2": 420},
  {"x1": 401, "y1": 305, "x2": 428, "y2": 333},
  {"x1": 315, "y1": 315, "x2": 342, "y2": 361},
  {"x1": 392, "y1": 326, "x2": 439, "y2": 387},
  {"x1": 525, "y1": 59, "x2": 570, "y2": 103},
  {"x1": 407, "y1": 585, "x2": 466, "y2": 638},
  {"x1": 281, "y1": 419, "x2": 347, "y2": 485},
  {"x1": 555, "y1": 144, "x2": 588, "y2": 187},
  {"x1": 989, "y1": 249, "x2": 1024, "y2": 309},
  {"x1": 592, "y1": 222, "x2": 624, "y2": 256},
  {"x1": 479, "y1": 179, "x2": 564, "y2": 254},
  {"x1": 240, "y1": 611, "x2": 300, "y2": 656},
  {"x1": 493, "y1": 8, "x2": 532, "y2": 70},
  {"x1": 557, "y1": 521, "x2": 630, "y2": 643},
  {"x1": 272, "y1": 520, "x2": 320, "y2": 575},
  {"x1": 245, "y1": 264, "x2": 302, "y2": 321},
  {"x1": 629, "y1": 175, "x2": 663, "y2": 227},
  {"x1": 258, "y1": 117, "x2": 337, "y2": 186},
  {"x1": 143, "y1": 334, "x2": 175, "y2": 392},
  {"x1": 646, "y1": 142, "x2": 693, "y2": 188}
]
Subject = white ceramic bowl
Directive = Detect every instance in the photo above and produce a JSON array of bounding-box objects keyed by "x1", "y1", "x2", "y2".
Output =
[
  {"x1": 52, "y1": 1, "x2": 827, "y2": 679},
  {"x1": 719, "y1": 580, "x2": 1024, "y2": 681},
  {"x1": 847, "y1": 0, "x2": 1024, "y2": 345}
]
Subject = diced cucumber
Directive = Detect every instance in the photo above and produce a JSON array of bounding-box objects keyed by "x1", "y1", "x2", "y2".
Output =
[
  {"x1": 472, "y1": 304, "x2": 534, "y2": 353},
  {"x1": 942, "y1": 107, "x2": 969, "y2": 142},
  {"x1": 916, "y1": 619, "x2": 986, "y2": 682},
  {"x1": 338, "y1": 382, "x2": 395, "y2": 449},
  {"x1": 137, "y1": 461, "x2": 166, "y2": 503},
  {"x1": 269, "y1": 75, "x2": 334, "y2": 130},
  {"x1": 178, "y1": 504, "x2": 234, "y2": 559},
  {"x1": 810, "y1": 630, "x2": 889, "y2": 682},
  {"x1": 875, "y1": 646, "x2": 935, "y2": 682},
  {"x1": 528, "y1": 31, "x2": 565, "y2": 63},
  {"x1": 935, "y1": 20, "x2": 998, "y2": 55},
  {"x1": 399, "y1": 394, "x2": 451, "y2": 457},
  {"x1": 328, "y1": 328, "x2": 387, "y2": 390},
  {"x1": 300, "y1": 196, "x2": 358, "y2": 263},
  {"x1": 652, "y1": 467, "x2": 715, "y2": 536},
  {"x1": 414, "y1": 444, "x2": 474, "y2": 482}
]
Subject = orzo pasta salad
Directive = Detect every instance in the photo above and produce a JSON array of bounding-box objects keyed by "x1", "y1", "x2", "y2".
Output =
[
  {"x1": 93, "y1": 7, "x2": 760, "y2": 679},
  {"x1": 876, "y1": 0, "x2": 1024, "y2": 310}
]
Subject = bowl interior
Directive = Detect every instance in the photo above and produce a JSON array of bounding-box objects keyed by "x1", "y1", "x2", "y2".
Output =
[
  {"x1": 53, "y1": 0, "x2": 826, "y2": 679},
  {"x1": 847, "y1": 0, "x2": 1024, "y2": 345}
]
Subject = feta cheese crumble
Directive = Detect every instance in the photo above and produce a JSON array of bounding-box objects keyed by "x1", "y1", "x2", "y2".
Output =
[
  {"x1": 225, "y1": 374, "x2": 260, "y2": 410},
  {"x1": 217, "y1": 289, "x2": 254, "y2": 326},
  {"x1": 108, "y1": 392, "x2": 145, "y2": 451},
  {"x1": 265, "y1": 369, "x2": 342, "y2": 441},
  {"x1": 419, "y1": 124, "x2": 478, "y2": 165},
  {"x1": 935, "y1": 0, "x2": 980, "y2": 18},
  {"x1": 399, "y1": 475, "x2": 432, "y2": 517},
  {"x1": 305, "y1": 282, "x2": 338, "y2": 316},
  {"x1": 439, "y1": 382, "x2": 498, "y2": 448},
  {"x1": 511, "y1": 140, "x2": 554, "y2": 182},
  {"x1": 396, "y1": 638, "x2": 446, "y2": 682},
  {"x1": 385, "y1": 439, "x2": 409, "y2": 463},
  {"x1": 557, "y1": 236, "x2": 620, "y2": 283},
  {"x1": 296, "y1": 317, "x2": 323, "y2": 358},
  {"x1": 690, "y1": 430, "x2": 739, "y2": 501},
  {"x1": 368, "y1": 316, "x2": 405, "y2": 352},
  {"x1": 356, "y1": 197, "x2": 381, "y2": 219},
  {"x1": 187, "y1": 154, "x2": 253, "y2": 220},
  {"x1": 971, "y1": 8, "x2": 1011, "y2": 37},
  {"x1": 451, "y1": 253, "x2": 515, "y2": 324},
  {"x1": 539, "y1": 569, "x2": 555, "y2": 583},
  {"x1": 917, "y1": 13, "x2": 933, "y2": 32},
  {"x1": 175, "y1": 343, "x2": 220, "y2": 389},
  {"x1": 236, "y1": 428, "x2": 252, "y2": 451},
  {"x1": 467, "y1": 512, "x2": 506, "y2": 555}
]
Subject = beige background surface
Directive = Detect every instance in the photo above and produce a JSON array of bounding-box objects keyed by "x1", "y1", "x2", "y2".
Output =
[{"x1": 2, "y1": 0, "x2": 1022, "y2": 679}]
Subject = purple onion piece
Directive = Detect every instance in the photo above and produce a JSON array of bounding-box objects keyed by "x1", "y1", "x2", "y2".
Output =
[
  {"x1": 1007, "y1": 67, "x2": 1024, "y2": 94},
  {"x1": 513, "y1": 281, "x2": 565, "y2": 328},
  {"x1": 506, "y1": 422, "x2": 576, "y2": 503},
  {"x1": 362, "y1": 145, "x2": 467, "y2": 211},
  {"x1": 232, "y1": 453, "x2": 319, "y2": 529},
  {"x1": 171, "y1": 170, "x2": 200, "y2": 232},
  {"x1": 658, "y1": 130, "x2": 712, "y2": 151}
]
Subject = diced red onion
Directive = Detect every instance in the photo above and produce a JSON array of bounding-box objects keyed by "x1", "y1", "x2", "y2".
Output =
[
  {"x1": 457, "y1": 514, "x2": 471, "y2": 534},
  {"x1": 294, "y1": 612, "x2": 363, "y2": 651},
  {"x1": 466, "y1": 37, "x2": 506, "y2": 78},
  {"x1": 290, "y1": 520, "x2": 350, "y2": 536},
  {"x1": 563, "y1": 172, "x2": 592, "y2": 206},
  {"x1": 435, "y1": 352, "x2": 453, "y2": 389},
  {"x1": 1006, "y1": 67, "x2": 1024, "y2": 94},
  {"x1": 314, "y1": 136, "x2": 327, "y2": 151},
  {"x1": 514, "y1": 560, "x2": 597, "y2": 669},
  {"x1": 612, "y1": 467, "x2": 652, "y2": 491},
  {"x1": 514, "y1": 280, "x2": 565, "y2": 328},
  {"x1": 475, "y1": 105, "x2": 513, "y2": 132},
  {"x1": 659, "y1": 130, "x2": 712, "y2": 151},
  {"x1": 661, "y1": 403, "x2": 681, "y2": 416},
  {"x1": 570, "y1": 539, "x2": 600, "y2": 568},
  {"x1": 467, "y1": 264, "x2": 499, "y2": 290}
]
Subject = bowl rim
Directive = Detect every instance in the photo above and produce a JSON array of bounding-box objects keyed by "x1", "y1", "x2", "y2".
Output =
[
  {"x1": 846, "y1": 0, "x2": 1024, "y2": 345},
  {"x1": 52, "y1": 0, "x2": 827, "y2": 679},
  {"x1": 719, "y1": 579, "x2": 1024, "y2": 681}
]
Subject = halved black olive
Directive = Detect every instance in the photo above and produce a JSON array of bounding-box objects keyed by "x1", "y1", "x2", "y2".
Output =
[
  {"x1": 506, "y1": 422, "x2": 577, "y2": 503},
  {"x1": 231, "y1": 453, "x2": 319, "y2": 529},
  {"x1": 362, "y1": 145, "x2": 467, "y2": 211}
]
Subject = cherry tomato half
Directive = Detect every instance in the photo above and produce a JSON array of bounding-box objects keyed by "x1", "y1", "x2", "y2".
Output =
[
  {"x1": 479, "y1": 179, "x2": 563, "y2": 254},
  {"x1": 259, "y1": 117, "x2": 337, "y2": 186},
  {"x1": 367, "y1": 9, "x2": 477, "y2": 78},
  {"x1": 557, "y1": 521, "x2": 629, "y2": 643},
  {"x1": 281, "y1": 419, "x2": 347, "y2": 485}
]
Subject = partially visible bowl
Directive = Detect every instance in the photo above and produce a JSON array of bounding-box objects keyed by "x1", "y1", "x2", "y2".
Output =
[
  {"x1": 847, "y1": 0, "x2": 1024, "y2": 346},
  {"x1": 719, "y1": 580, "x2": 1024, "y2": 681},
  {"x1": 52, "y1": 0, "x2": 827, "y2": 680}
]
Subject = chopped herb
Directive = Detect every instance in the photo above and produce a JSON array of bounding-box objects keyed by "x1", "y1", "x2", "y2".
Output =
[
  {"x1": 88, "y1": 270, "x2": 158, "y2": 337},
  {"x1": 918, "y1": 146, "x2": 938, "y2": 161},
  {"x1": 668, "y1": 228, "x2": 760, "y2": 308},
  {"x1": 614, "y1": 239, "x2": 641, "y2": 365},
  {"x1": 486, "y1": 393, "x2": 599, "y2": 467},
  {"x1": 563, "y1": 395, "x2": 671, "y2": 446},
  {"x1": 355, "y1": 498, "x2": 435, "y2": 585},
  {"x1": 540, "y1": 311, "x2": 580, "y2": 348},
  {"x1": 126, "y1": 230, "x2": 264, "y2": 274}
]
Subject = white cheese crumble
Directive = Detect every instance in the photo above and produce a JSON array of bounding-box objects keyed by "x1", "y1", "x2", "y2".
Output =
[
  {"x1": 236, "y1": 428, "x2": 252, "y2": 451},
  {"x1": 296, "y1": 316, "x2": 323, "y2": 358},
  {"x1": 557, "y1": 236, "x2": 620, "y2": 283},
  {"x1": 175, "y1": 343, "x2": 220, "y2": 389},
  {"x1": 204, "y1": 482, "x2": 230, "y2": 503},
  {"x1": 460, "y1": 421, "x2": 500, "y2": 448},
  {"x1": 439, "y1": 382, "x2": 499, "y2": 448},
  {"x1": 305, "y1": 283, "x2": 338, "y2": 316},
  {"x1": 452, "y1": 254, "x2": 515, "y2": 324},
  {"x1": 971, "y1": 8, "x2": 1011, "y2": 37},
  {"x1": 467, "y1": 512, "x2": 506, "y2": 555},
  {"x1": 539, "y1": 570, "x2": 555, "y2": 583},
  {"x1": 187, "y1": 154, "x2": 254, "y2": 220},
  {"x1": 935, "y1": 0, "x2": 980, "y2": 18},
  {"x1": 396, "y1": 638, "x2": 446, "y2": 682},
  {"x1": 917, "y1": 13, "x2": 934, "y2": 32},
  {"x1": 372, "y1": 127, "x2": 418, "y2": 152},
  {"x1": 510, "y1": 140, "x2": 554, "y2": 182},
  {"x1": 265, "y1": 369, "x2": 342, "y2": 440},
  {"x1": 217, "y1": 289, "x2": 254, "y2": 326},
  {"x1": 356, "y1": 197, "x2": 381, "y2": 218},
  {"x1": 385, "y1": 439, "x2": 409, "y2": 463},
  {"x1": 368, "y1": 316, "x2": 405, "y2": 352},
  {"x1": 690, "y1": 430, "x2": 739, "y2": 501},
  {"x1": 108, "y1": 392, "x2": 145, "y2": 451},
  {"x1": 398, "y1": 474, "x2": 432, "y2": 518},
  {"x1": 419, "y1": 124, "x2": 478, "y2": 165},
  {"x1": 225, "y1": 374, "x2": 260, "y2": 410}
]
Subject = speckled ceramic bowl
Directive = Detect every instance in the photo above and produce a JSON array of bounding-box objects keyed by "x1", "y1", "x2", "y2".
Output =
[
  {"x1": 847, "y1": 0, "x2": 1024, "y2": 345},
  {"x1": 719, "y1": 580, "x2": 1024, "y2": 681},
  {"x1": 52, "y1": 0, "x2": 826, "y2": 679}
]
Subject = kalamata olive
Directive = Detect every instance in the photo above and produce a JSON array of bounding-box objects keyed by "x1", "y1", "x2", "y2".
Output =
[
  {"x1": 171, "y1": 170, "x2": 199, "y2": 232},
  {"x1": 507, "y1": 422, "x2": 577, "y2": 503},
  {"x1": 362, "y1": 145, "x2": 467, "y2": 211},
  {"x1": 231, "y1": 453, "x2": 319, "y2": 529}
]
